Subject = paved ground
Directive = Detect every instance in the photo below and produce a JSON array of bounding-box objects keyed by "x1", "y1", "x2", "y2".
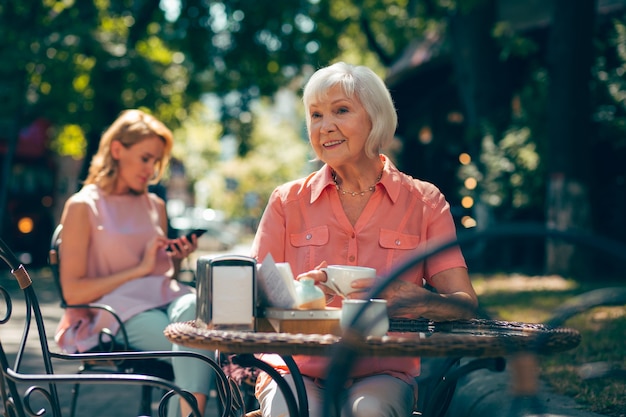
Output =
[{"x1": 446, "y1": 358, "x2": 610, "y2": 417}]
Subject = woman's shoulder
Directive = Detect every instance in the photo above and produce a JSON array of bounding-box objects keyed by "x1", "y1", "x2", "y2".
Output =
[
  {"x1": 65, "y1": 184, "x2": 99, "y2": 207},
  {"x1": 384, "y1": 156, "x2": 442, "y2": 197},
  {"x1": 146, "y1": 192, "x2": 167, "y2": 221},
  {"x1": 394, "y1": 170, "x2": 446, "y2": 206},
  {"x1": 271, "y1": 173, "x2": 314, "y2": 197},
  {"x1": 276, "y1": 176, "x2": 309, "y2": 191},
  {"x1": 62, "y1": 190, "x2": 94, "y2": 222},
  {"x1": 409, "y1": 176, "x2": 442, "y2": 195},
  {"x1": 147, "y1": 191, "x2": 166, "y2": 208},
  {"x1": 389, "y1": 164, "x2": 440, "y2": 193}
]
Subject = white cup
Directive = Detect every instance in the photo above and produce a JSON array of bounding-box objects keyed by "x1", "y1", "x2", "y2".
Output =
[
  {"x1": 321, "y1": 265, "x2": 376, "y2": 297},
  {"x1": 340, "y1": 299, "x2": 389, "y2": 337}
]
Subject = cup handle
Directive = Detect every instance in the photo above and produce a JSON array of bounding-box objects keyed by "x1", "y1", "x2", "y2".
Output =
[{"x1": 319, "y1": 267, "x2": 342, "y2": 295}]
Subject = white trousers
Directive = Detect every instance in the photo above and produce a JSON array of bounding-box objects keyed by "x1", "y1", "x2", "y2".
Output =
[{"x1": 257, "y1": 373, "x2": 414, "y2": 417}]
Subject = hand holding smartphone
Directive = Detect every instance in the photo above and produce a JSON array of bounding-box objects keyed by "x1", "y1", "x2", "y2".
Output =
[
  {"x1": 182, "y1": 229, "x2": 208, "y2": 241},
  {"x1": 166, "y1": 229, "x2": 207, "y2": 252}
]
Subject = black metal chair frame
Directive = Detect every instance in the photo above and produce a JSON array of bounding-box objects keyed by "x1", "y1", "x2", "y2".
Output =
[
  {"x1": 0, "y1": 234, "x2": 238, "y2": 417},
  {"x1": 48, "y1": 224, "x2": 193, "y2": 416}
]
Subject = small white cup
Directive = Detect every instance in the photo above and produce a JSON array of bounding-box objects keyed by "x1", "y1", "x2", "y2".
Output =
[
  {"x1": 340, "y1": 299, "x2": 389, "y2": 337},
  {"x1": 321, "y1": 265, "x2": 376, "y2": 297}
]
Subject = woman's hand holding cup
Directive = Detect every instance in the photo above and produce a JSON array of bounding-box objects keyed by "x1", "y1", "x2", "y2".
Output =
[
  {"x1": 295, "y1": 262, "x2": 377, "y2": 301},
  {"x1": 318, "y1": 265, "x2": 377, "y2": 299}
]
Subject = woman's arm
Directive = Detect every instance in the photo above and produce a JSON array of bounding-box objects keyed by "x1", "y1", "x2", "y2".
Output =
[
  {"x1": 381, "y1": 267, "x2": 478, "y2": 321},
  {"x1": 152, "y1": 195, "x2": 197, "y2": 279},
  {"x1": 59, "y1": 198, "x2": 167, "y2": 304},
  {"x1": 250, "y1": 188, "x2": 287, "y2": 263}
]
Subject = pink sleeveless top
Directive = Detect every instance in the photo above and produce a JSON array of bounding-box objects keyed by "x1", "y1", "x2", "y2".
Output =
[{"x1": 54, "y1": 184, "x2": 193, "y2": 353}]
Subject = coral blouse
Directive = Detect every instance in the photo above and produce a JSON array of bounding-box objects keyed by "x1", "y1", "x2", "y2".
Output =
[{"x1": 251, "y1": 155, "x2": 467, "y2": 385}]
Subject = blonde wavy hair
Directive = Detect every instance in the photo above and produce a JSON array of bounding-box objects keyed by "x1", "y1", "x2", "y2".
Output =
[{"x1": 84, "y1": 109, "x2": 173, "y2": 193}]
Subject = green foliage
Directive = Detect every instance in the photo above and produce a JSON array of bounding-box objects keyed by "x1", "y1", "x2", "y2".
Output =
[
  {"x1": 0, "y1": 0, "x2": 192, "y2": 150},
  {"x1": 202, "y1": 94, "x2": 314, "y2": 219},
  {"x1": 592, "y1": 18, "x2": 626, "y2": 149},
  {"x1": 1, "y1": 0, "x2": 426, "y2": 225},
  {"x1": 458, "y1": 127, "x2": 544, "y2": 220},
  {"x1": 169, "y1": 101, "x2": 223, "y2": 182},
  {"x1": 492, "y1": 22, "x2": 540, "y2": 60},
  {"x1": 50, "y1": 124, "x2": 86, "y2": 159},
  {"x1": 4, "y1": 0, "x2": 626, "y2": 237}
]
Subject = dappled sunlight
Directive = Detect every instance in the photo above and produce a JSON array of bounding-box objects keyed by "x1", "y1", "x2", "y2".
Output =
[
  {"x1": 472, "y1": 273, "x2": 578, "y2": 295},
  {"x1": 590, "y1": 306, "x2": 626, "y2": 322},
  {"x1": 472, "y1": 272, "x2": 626, "y2": 416}
]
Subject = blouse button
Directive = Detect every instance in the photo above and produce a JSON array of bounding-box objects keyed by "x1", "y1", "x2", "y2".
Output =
[
  {"x1": 306, "y1": 234, "x2": 312, "y2": 240},
  {"x1": 395, "y1": 239, "x2": 401, "y2": 246},
  {"x1": 348, "y1": 255, "x2": 356, "y2": 262}
]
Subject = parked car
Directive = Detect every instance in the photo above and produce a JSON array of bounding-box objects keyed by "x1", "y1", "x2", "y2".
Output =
[{"x1": 170, "y1": 207, "x2": 239, "y2": 252}]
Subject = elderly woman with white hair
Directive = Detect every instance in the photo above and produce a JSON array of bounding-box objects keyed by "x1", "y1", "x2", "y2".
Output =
[{"x1": 250, "y1": 62, "x2": 478, "y2": 417}]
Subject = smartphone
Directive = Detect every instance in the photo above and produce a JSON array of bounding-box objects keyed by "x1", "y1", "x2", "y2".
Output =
[
  {"x1": 166, "y1": 229, "x2": 207, "y2": 251},
  {"x1": 182, "y1": 228, "x2": 207, "y2": 240}
]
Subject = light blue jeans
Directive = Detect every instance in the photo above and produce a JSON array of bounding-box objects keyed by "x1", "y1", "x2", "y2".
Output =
[{"x1": 117, "y1": 293, "x2": 216, "y2": 416}]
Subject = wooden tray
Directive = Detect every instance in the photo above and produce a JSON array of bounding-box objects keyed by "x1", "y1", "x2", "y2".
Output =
[{"x1": 258, "y1": 307, "x2": 341, "y2": 335}]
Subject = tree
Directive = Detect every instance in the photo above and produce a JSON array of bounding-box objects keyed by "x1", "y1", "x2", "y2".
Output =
[
  {"x1": 448, "y1": 0, "x2": 511, "y2": 149},
  {"x1": 0, "y1": 0, "x2": 404, "y2": 228},
  {"x1": 545, "y1": 0, "x2": 597, "y2": 276},
  {"x1": 0, "y1": 0, "x2": 358, "y2": 177},
  {"x1": 3, "y1": 0, "x2": 625, "y2": 269}
]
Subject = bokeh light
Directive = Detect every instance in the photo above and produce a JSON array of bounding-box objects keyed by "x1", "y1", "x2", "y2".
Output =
[
  {"x1": 461, "y1": 196, "x2": 474, "y2": 209},
  {"x1": 459, "y1": 153, "x2": 471, "y2": 165}
]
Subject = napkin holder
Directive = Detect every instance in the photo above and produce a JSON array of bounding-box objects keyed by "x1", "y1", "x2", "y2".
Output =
[
  {"x1": 196, "y1": 255, "x2": 258, "y2": 331},
  {"x1": 258, "y1": 307, "x2": 341, "y2": 335}
]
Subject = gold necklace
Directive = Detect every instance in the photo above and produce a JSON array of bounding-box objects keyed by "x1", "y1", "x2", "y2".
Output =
[{"x1": 331, "y1": 169, "x2": 383, "y2": 197}]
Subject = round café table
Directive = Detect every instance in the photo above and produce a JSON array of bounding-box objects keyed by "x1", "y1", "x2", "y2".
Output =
[
  {"x1": 165, "y1": 318, "x2": 581, "y2": 417},
  {"x1": 165, "y1": 318, "x2": 580, "y2": 357}
]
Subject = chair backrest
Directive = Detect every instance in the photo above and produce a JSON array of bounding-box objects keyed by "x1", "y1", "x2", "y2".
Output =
[
  {"x1": 1, "y1": 236, "x2": 64, "y2": 416},
  {"x1": 48, "y1": 223, "x2": 135, "y2": 353},
  {"x1": 49, "y1": 223, "x2": 67, "y2": 308}
]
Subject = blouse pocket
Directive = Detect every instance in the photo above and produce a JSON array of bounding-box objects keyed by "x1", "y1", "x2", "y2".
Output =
[
  {"x1": 379, "y1": 228, "x2": 420, "y2": 250},
  {"x1": 290, "y1": 225, "x2": 329, "y2": 247}
]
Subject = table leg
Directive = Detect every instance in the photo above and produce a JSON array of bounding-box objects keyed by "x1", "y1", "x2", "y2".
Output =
[{"x1": 231, "y1": 354, "x2": 307, "y2": 417}]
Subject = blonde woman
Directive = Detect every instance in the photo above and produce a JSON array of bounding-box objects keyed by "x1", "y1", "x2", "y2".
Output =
[{"x1": 55, "y1": 109, "x2": 213, "y2": 416}]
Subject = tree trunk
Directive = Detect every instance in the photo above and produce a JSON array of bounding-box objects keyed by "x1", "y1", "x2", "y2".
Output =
[
  {"x1": 545, "y1": 0, "x2": 596, "y2": 277},
  {"x1": 0, "y1": 69, "x2": 26, "y2": 236},
  {"x1": 448, "y1": 0, "x2": 511, "y2": 151},
  {"x1": 447, "y1": 0, "x2": 514, "y2": 269}
]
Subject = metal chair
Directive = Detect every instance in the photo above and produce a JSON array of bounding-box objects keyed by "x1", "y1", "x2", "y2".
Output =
[
  {"x1": 48, "y1": 224, "x2": 229, "y2": 416},
  {"x1": 0, "y1": 234, "x2": 232, "y2": 417},
  {"x1": 49, "y1": 224, "x2": 179, "y2": 416}
]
